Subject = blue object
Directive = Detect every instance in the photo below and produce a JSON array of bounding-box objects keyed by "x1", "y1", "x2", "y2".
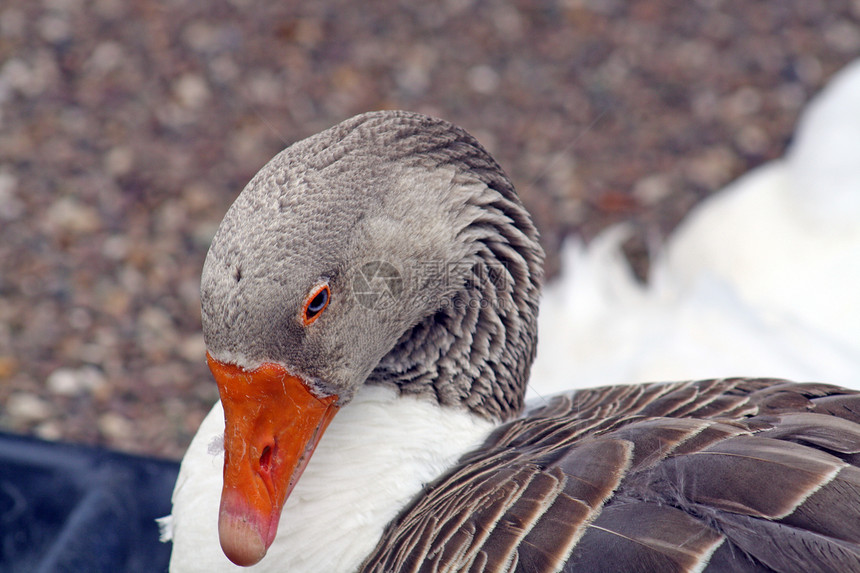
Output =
[{"x1": 0, "y1": 432, "x2": 180, "y2": 572}]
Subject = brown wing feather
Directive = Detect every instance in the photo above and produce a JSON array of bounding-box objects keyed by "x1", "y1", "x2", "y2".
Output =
[{"x1": 360, "y1": 378, "x2": 860, "y2": 573}]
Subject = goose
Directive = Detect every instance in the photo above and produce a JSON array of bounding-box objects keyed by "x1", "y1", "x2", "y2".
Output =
[{"x1": 161, "y1": 108, "x2": 860, "y2": 572}]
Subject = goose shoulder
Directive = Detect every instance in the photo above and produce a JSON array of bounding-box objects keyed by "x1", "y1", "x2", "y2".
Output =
[{"x1": 363, "y1": 377, "x2": 860, "y2": 573}]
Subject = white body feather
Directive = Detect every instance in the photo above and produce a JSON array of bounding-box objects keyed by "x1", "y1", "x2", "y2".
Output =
[{"x1": 162, "y1": 385, "x2": 494, "y2": 572}]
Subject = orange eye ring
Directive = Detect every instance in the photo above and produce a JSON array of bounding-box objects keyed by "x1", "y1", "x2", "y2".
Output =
[{"x1": 302, "y1": 283, "x2": 330, "y2": 325}]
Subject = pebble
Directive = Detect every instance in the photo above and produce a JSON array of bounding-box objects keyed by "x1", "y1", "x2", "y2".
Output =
[
  {"x1": 44, "y1": 197, "x2": 101, "y2": 234},
  {"x1": 98, "y1": 412, "x2": 133, "y2": 441},
  {"x1": 87, "y1": 41, "x2": 125, "y2": 73},
  {"x1": 179, "y1": 334, "x2": 207, "y2": 363},
  {"x1": 687, "y1": 146, "x2": 738, "y2": 189},
  {"x1": 632, "y1": 174, "x2": 673, "y2": 205},
  {"x1": 46, "y1": 366, "x2": 107, "y2": 396},
  {"x1": 173, "y1": 74, "x2": 211, "y2": 110},
  {"x1": 6, "y1": 393, "x2": 54, "y2": 422},
  {"x1": 467, "y1": 65, "x2": 500, "y2": 95},
  {"x1": 0, "y1": 171, "x2": 23, "y2": 221}
]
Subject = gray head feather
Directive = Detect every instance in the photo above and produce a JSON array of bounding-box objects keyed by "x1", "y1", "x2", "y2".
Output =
[{"x1": 201, "y1": 110, "x2": 543, "y2": 420}]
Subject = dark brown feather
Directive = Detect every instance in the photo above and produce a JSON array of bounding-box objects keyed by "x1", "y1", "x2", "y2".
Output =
[{"x1": 361, "y1": 378, "x2": 860, "y2": 572}]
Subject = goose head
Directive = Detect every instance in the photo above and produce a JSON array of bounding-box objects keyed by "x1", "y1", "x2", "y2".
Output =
[{"x1": 200, "y1": 111, "x2": 544, "y2": 566}]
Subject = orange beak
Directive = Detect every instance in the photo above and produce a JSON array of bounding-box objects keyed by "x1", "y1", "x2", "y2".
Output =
[{"x1": 207, "y1": 352, "x2": 340, "y2": 567}]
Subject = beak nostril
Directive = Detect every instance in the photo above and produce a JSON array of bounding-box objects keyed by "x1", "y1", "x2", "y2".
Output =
[{"x1": 259, "y1": 445, "x2": 273, "y2": 473}]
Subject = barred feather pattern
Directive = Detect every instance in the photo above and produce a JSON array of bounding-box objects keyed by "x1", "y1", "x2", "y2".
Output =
[{"x1": 361, "y1": 378, "x2": 860, "y2": 573}]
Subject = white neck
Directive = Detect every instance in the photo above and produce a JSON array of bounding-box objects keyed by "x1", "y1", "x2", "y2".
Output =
[{"x1": 164, "y1": 385, "x2": 496, "y2": 572}]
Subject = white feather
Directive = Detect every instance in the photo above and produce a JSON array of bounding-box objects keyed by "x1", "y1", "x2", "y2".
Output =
[{"x1": 165, "y1": 385, "x2": 494, "y2": 572}]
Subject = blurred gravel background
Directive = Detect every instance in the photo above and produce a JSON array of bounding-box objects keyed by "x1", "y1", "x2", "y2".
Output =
[{"x1": 1, "y1": 0, "x2": 859, "y2": 459}]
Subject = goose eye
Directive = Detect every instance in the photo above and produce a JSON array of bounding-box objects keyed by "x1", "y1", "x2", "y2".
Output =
[{"x1": 302, "y1": 284, "x2": 330, "y2": 325}]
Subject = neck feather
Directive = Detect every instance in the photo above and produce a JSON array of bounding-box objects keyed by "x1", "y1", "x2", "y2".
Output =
[{"x1": 368, "y1": 166, "x2": 543, "y2": 422}]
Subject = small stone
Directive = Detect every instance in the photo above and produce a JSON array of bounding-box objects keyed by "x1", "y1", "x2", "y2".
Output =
[
  {"x1": 723, "y1": 86, "x2": 762, "y2": 119},
  {"x1": 776, "y1": 83, "x2": 806, "y2": 111},
  {"x1": 183, "y1": 22, "x2": 221, "y2": 53},
  {"x1": 396, "y1": 63, "x2": 431, "y2": 95},
  {"x1": 0, "y1": 8, "x2": 25, "y2": 38},
  {"x1": 39, "y1": 14, "x2": 72, "y2": 44},
  {"x1": 0, "y1": 171, "x2": 23, "y2": 221},
  {"x1": 7, "y1": 393, "x2": 54, "y2": 422},
  {"x1": 102, "y1": 235, "x2": 129, "y2": 260},
  {"x1": 179, "y1": 334, "x2": 207, "y2": 363},
  {"x1": 632, "y1": 174, "x2": 672, "y2": 205},
  {"x1": 794, "y1": 55, "x2": 823, "y2": 85},
  {"x1": 34, "y1": 421, "x2": 63, "y2": 441},
  {"x1": 210, "y1": 55, "x2": 239, "y2": 84},
  {"x1": 45, "y1": 197, "x2": 101, "y2": 234},
  {"x1": 69, "y1": 308, "x2": 92, "y2": 330},
  {"x1": 0, "y1": 356, "x2": 18, "y2": 378},
  {"x1": 104, "y1": 146, "x2": 134, "y2": 176},
  {"x1": 46, "y1": 366, "x2": 106, "y2": 396},
  {"x1": 736, "y1": 125, "x2": 769, "y2": 156},
  {"x1": 687, "y1": 146, "x2": 738, "y2": 189},
  {"x1": 173, "y1": 74, "x2": 210, "y2": 109},
  {"x1": 99, "y1": 412, "x2": 133, "y2": 440},
  {"x1": 467, "y1": 65, "x2": 500, "y2": 95},
  {"x1": 825, "y1": 22, "x2": 860, "y2": 53},
  {"x1": 88, "y1": 41, "x2": 125, "y2": 73}
]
